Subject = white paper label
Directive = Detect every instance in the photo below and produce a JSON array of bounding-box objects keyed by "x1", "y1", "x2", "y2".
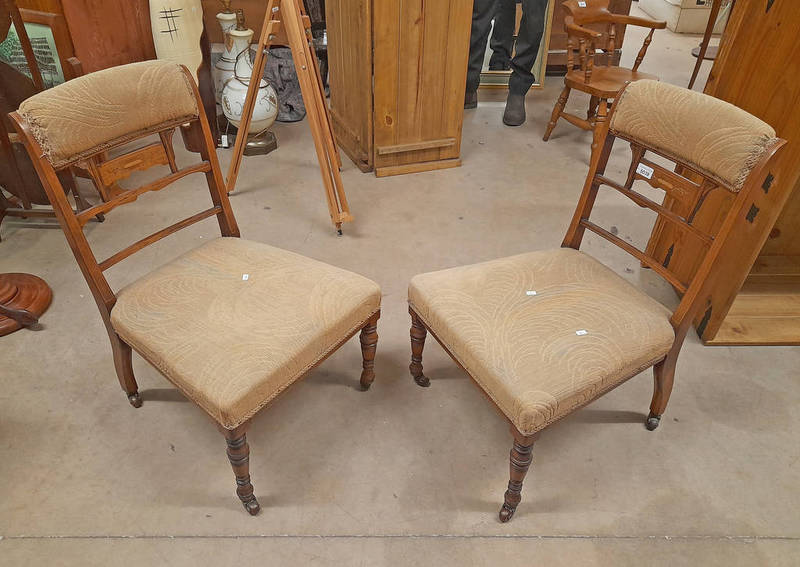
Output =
[
  {"x1": 576, "y1": 329, "x2": 588, "y2": 336},
  {"x1": 242, "y1": 274, "x2": 249, "y2": 281},
  {"x1": 526, "y1": 290, "x2": 537, "y2": 296},
  {"x1": 578, "y1": 1, "x2": 587, "y2": 6},
  {"x1": 636, "y1": 163, "x2": 654, "y2": 179},
  {"x1": 221, "y1": 134, "x2": 229, "y2": 148}
]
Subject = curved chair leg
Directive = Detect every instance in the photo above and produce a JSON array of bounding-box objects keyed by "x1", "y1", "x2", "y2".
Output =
[
  {"x1": 647, "y1": 356, "x2": 677, "y2": 431},
  {"x1": 590, "y1": 98, "x2": 609, "y2": 157},
  {"x1": 543, "y1": 85, "x2": 570, "y2": 141},
  {"x1": 499, "y1": 428, "x2": 538, "y2": 523},
  {"x1": 110, "y1": 333, "x2": 141, "y2": 408},
  {"x1": 409, "y1": 307, "x2": 429, "y2": 387},
  {"x1": 359, "y1": 311, "x2": 380, "y2": 391},
  {"x1": 221, "y1": 424, "x2": 260, "y2": 515}
]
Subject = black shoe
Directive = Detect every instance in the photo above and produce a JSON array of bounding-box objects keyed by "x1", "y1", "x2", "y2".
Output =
[
  {"x1": 503, "y1": 92, "x2": 526, "y2": 126},
  {"x1": 464, "y1": 90, "x2": 478, "y2": 109}
]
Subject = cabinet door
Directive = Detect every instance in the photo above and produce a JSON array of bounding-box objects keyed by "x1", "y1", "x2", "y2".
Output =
[
  {"x1": 326, "y1": 0, "x2": 373, "y2": 171},
  {"x1": 372, "y1": 0, "x2": 472, "y2": 176}
]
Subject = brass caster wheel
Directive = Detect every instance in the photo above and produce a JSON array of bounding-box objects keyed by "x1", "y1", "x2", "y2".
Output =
[
  {"x1": 243, "y1": 497, "x2": 261, "y2": 516},
  {"x1": 645, "y1": 412, "x2": 661, "y2": 431},
  {"x1": 499, "y1": 503, "x2": 516, "y2": 523},
  {"x1": 127, "y1": 392, "x2": 143, "y2": 408}
]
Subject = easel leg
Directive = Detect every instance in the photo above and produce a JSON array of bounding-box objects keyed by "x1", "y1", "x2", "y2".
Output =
[
  {"x1": 225, "y1": 0, "x2": 278, "y2": 195},
  {"x1": 224, "y1": 0, "x2": 352, "y2": 234},
  {"x1": 283, "y1": 0, "x2": 351, "y2": 233}
]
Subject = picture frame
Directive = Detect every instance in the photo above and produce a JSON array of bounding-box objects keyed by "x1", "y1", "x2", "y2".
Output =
[{"x1": 0, "y1": 8, "x2": 79, "y2": 88}]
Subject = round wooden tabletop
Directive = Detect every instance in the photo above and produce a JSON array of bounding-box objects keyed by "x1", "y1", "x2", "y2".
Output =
[{"x1": 0, "y1": 273, "x2": 53, "y2": 336}]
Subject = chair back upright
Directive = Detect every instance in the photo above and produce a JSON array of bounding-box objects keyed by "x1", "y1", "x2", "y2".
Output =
[
  {"x1": 562, "y1": 79, "x2": 786, "y2": 347},
  {"x1": 562, "y1": 0, "x2": 662, "y2": 83},
  {"x1": 9, "y1": 60, "x2": 239, "y2": 327}
]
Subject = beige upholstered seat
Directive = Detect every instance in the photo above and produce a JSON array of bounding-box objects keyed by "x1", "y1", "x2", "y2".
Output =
[
  {"x1": 111, "y1": 237, "x2": 381, "y2": 429},
  {"x1": 409, "y1": 248, "x2": 674, "y2": 436}
]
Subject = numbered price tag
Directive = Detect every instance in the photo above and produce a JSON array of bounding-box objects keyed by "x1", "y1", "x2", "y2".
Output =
[
  {"x1": 578, "y1": 1, "x2": 587, "y2": 7},
  {"x1": 636, "y1": 163, "x2": 654, "y2": 179}
]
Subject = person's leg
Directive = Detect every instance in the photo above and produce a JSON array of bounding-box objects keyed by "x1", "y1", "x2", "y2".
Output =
[
  {"x1": 488, "y1": 0, "x2": 516, "y2": 70},
  {"x1": 466, "y1": 0, "x2": 498, "y2": 108},
  {"x1": 503, "y1": 0, "x2": 548, "y2": 125}
]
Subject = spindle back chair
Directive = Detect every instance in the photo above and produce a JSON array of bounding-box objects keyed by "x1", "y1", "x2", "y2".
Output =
[{"x1": 542, "y1": 0, "x2": 666, "y2": 154}]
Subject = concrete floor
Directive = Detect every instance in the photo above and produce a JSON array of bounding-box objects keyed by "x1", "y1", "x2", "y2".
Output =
[{"x1": 2, "y1": 7, "x2": 798, "y2": 566}]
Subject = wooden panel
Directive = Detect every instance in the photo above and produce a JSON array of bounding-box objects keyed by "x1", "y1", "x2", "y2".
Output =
[
  {"x1": 372, "y1": 0, "x2": 471, "y2": 172},
  {"x1": 61, "y1": 0, "x2": 155, "y2": 72},
  {"x1": 326, "y1": 0, "x2": 372, "y2": 171},
  {"x1": 16, "y1": 0, "x2": 62, "y2": 12}
]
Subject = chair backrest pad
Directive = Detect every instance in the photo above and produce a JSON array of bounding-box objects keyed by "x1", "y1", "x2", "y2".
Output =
[{"x1": 17, "y1": 60, "x2": 198, "y2": 169}]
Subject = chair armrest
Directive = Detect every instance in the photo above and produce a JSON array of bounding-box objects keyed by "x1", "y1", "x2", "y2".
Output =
[
  {"x1": 566, "y1": 22, "x2": 603, "y2": 40},
  {"x1": 608, "y1": 14, "x2": 667, "y2": 29}
]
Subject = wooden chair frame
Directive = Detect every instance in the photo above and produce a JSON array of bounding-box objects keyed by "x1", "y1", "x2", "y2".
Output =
[
  {"x1": 9, "y1": 64, "x2": 380, "y2": 514},
  {"x1": 410, "y1": 82, "x2": 786, "y2": 522},
  {"x1": 542, "y1": 0, "x2": 666, "y2": 154}
]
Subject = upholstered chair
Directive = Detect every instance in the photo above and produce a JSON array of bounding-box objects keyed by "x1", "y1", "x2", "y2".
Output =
[
  {"x1": 10, "y1": 60, "x2": 381, "y2": 515},
  {"x1": 408, "y1": 80, "x2": 787, "y2": 522}
]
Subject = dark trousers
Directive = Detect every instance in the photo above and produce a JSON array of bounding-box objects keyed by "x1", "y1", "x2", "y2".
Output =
[
  {"x1": 488, "y1": 0, "x2": 516, "y2": 69},
  {"x1": 466, "y1": 0, "x2": 548, "y2": 96}
]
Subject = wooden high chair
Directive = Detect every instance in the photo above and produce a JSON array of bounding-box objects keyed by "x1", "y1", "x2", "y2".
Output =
[
  {"x1": 542, "y1": 0, "x2": 666, "y2": 154},
  {"x1": 408, "y1": 80, "x2": 787, "y2": 522},
  {"x1": 11, "y1": 60, "x2": 381, "y2": 515}
]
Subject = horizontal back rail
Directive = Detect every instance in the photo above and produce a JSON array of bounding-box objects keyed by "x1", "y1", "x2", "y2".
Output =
[
  {"x1": 580, "y1": 219, "x2": 689, "y2": 293},
  {"x1": 75, "y1": 162, "x2": 211, "y2": 226},
  {"x1": 595, "y1": 175, "x2": 714, "y2": 246},
  {"x1": 98, "y1": 206, "x2": 222, "y2": 271}
]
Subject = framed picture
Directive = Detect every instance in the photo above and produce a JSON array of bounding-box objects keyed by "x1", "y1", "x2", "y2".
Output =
[{"x1": 0, "y1": 8, "x2": 77, "y2": 88}]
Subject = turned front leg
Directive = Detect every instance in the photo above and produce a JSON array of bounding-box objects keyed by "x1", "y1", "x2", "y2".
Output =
[
  {"x1": 409, "y1": 307, "x2": 429, "y2": 387},
  {"x1": 499, "y1": 428, "x2": 538, "y2": 523},
  {"x1": 359, "y1": 311, "x2": 380, "y2": 391},
  {"x1": 221, "y1": 424, "x2": 260, "y2": 515}
]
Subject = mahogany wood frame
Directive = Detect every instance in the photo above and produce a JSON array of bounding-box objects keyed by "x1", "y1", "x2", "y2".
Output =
[
  {"x1": 542, "y1": 0, "x2": 666, "y2": 154},
  {"x1": 410, "y1": 82, "x2": 786, "y2": 522},
  {"x1": 9, "y1": 65, "x2": 381, "y2": 514},
  {"x1": 225, "y1": 0, "x2": 352, "y2": 234}
]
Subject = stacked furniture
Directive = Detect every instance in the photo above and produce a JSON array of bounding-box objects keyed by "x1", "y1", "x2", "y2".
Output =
[{"x1": 645, "y1": 0, "x2": 800, "y2": 344}]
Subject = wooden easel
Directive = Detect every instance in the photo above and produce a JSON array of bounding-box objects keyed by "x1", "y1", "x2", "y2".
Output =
[{"x1": 225, "y1": 0, "x2": 352, "y2": 234}]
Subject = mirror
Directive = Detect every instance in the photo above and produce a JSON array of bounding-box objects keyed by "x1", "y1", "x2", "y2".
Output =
[{"x1": 479, "y1": 0, "x2": 555, "y2": 90}]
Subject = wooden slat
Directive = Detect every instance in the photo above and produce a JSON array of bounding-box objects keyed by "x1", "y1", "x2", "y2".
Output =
[
  {"x1": 376, "y1": 138, "x2": 456, "y2": 155},
  {"x1": 596, "y1": 175, "x2": 714, "y2": 246},
  {"x1": 580, "y1": 219, "x2": 688, "y2": 293},
  {"x1": 98, "y1": 206, "x2": 221, "y2": 271},
  {"x1": 375, "y1": 158, "x2": 461, "y2": 178},
  {"x1": 76, "y1": 162, "x2": 211, "y2": 226}
]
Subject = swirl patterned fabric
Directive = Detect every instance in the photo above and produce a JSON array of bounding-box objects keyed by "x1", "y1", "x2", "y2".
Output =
[
  {"x1": 409, "y1": 248, "x2": 674, "y2": 436},
  {"x1": 18, "y1": 60, "x2": 198, "y2": 168},
  {"x1": 111, "y1": 237, "x2": 381, "y2": 429},
  {"x1": 610, "y1": 80, "x2": 777, "y2": 192}
]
